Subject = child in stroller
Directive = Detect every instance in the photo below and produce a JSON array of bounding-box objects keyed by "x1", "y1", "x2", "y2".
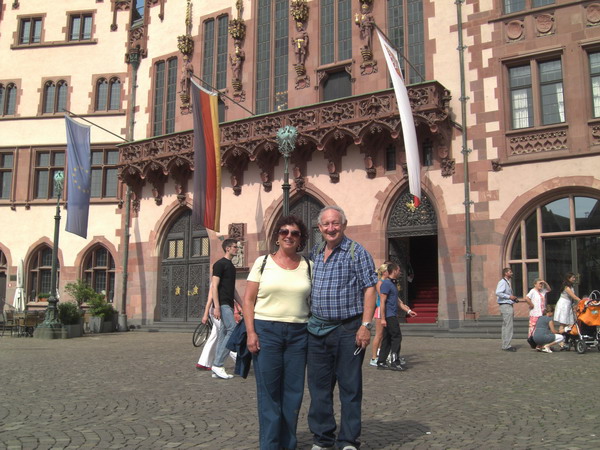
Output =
[{"x1": 565, "y1": 291, "x2": 600, "y2": 354}]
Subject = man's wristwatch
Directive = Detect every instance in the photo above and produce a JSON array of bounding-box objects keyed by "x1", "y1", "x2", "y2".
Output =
[{"x1": 361, "y1": 321, "x2": 373, "y2": 330}]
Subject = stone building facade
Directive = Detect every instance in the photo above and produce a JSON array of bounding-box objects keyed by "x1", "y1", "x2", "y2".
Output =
[{"x1": 0, "y1": 0, "x2": 598, "y2": 328}]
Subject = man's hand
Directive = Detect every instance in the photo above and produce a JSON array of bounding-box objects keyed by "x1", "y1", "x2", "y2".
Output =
[{"x1": 356, "y1": 325, "x2": 371, "y2": 349}]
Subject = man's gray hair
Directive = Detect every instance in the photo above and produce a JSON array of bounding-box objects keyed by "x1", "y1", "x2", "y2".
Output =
[{"x1": 317, "y1": 205, "x2": 347, "y2": 225}]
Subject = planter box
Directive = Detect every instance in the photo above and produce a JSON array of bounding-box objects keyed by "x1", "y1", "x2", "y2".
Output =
[
  {"x1": 101, "y1": 320, "x2": 115, "y2": 333},
  {"x1": 63, "y1": 322, "x2": 84, "y2": 339},
  {"x1": 89, "y1": 316, "x2": 103, "y2": 333}
]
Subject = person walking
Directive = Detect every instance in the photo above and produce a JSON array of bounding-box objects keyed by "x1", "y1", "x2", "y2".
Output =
[
  {"x1": 377, "y1": 262, "x2": 417, "y2": 371},
  {"x1": 496, "y1": 267, "x2": 519, "y2": 352},
  {"x1": 242, "y1": 215, "x2": 312, "y2": 450},
  {"x1": 369, "y1": 263, "x2": 389, "y2": 367},
  {"x1": 211, "y1": 238, "x2": 242, "y2": 379},
  {"x1": 307, "y1": 205, "x2": 378, "y2": 450}
]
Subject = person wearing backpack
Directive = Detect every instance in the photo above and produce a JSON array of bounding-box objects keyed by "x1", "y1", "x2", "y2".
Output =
[{"x1": 242, "y1": 215, "x2": 312, "y2": 450}]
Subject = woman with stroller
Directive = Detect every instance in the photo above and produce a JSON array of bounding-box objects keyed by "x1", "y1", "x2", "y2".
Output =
[
  {"x1": 525, "y1": 279, "x2": 550, "y2": 338},
  {"x1": 554, "y1": 273, "x2": 581, "y2": 336},
  {"x1": 533, "y1": 304, "x2": 564, "y2": 353}
]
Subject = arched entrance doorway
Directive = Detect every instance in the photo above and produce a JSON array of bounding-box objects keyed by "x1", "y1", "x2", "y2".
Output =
[
  {"x1": 288, "y1": 194, "x2": 325, "y2": 256},
  {"x1": 387, "y1": 191, "x2": 438, "y2": 324},
  {"x1": 159, "y1": 209, "x2": 210, "y2": 322}
]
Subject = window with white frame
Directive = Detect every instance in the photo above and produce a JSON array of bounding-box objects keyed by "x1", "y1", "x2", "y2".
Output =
[
  {"x1": 508, "y1": 57, "x2": 564, "y2": 130},
  {"x1": 589, "y1": 52, "x2": 600, "y2": 118}
]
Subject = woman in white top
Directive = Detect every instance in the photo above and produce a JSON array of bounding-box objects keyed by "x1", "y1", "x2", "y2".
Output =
[
  {"x1": 554, "y1": 272, "x2": 581, "y2": 334},
  {"x1": 242, "y1": 215, "x2": 312, "y2": 450},
  {"x1": 525, "y1": 279, "x2": 550, "y2": 338}
]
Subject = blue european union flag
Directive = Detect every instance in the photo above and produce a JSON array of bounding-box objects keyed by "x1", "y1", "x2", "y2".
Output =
[{"x1": 65, "y1": 115, "x2": 91, "y2": 238}]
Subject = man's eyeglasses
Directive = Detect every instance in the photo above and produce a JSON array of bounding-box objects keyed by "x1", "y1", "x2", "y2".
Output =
[{"x1": 278, "y1": 229, "x2": 301, "y2": 238}]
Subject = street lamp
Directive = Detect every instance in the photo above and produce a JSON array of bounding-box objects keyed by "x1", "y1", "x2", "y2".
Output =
[
  {"x1": 35, "y1": 171, "x2": 64, "y2": 339},
  {"x1": 276, "y1": 125, "x2": 298, "y2": 216}
]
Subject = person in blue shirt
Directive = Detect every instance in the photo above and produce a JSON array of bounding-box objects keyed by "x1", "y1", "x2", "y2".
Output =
[
  {"x1": 307, "y1": 206, "x2": 377, "y2": 450},
  {"x1": 377, "y1": 262, "x2": 417, "y2": 371}
]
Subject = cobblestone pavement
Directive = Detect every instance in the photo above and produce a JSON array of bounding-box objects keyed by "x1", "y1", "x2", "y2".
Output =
[{"x1": 1, "y1": 331, "x2": 599, "y2": 449}]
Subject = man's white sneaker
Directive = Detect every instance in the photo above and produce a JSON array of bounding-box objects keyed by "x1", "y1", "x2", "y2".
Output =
[
  {"x1": 211, "y1": 366, "x2": 233, "y2": 379},
  {"x1": 369, "y1": 358, "x2": 378, "y2": 367},
  {"x1": 311, "y1": 446, "x2": 334, "y2": 450}
]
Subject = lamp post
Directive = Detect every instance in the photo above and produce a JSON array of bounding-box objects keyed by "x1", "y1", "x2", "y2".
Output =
[
  {"x1": 276, "y1": 126, "x2": 298, "y2": 216},
  {"x1": 35, "y1": 171, "x2": 65, "y2": 339}
]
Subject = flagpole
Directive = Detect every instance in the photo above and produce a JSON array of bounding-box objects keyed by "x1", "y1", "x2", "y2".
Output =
[
  {"x1": 190, "y1": 73, "x2": 256, "y2": 117},
  {"x1": 373, "y1": 24, "x2": 426, "y2": 83},
  {"x1": 62, "y1": 109, "x2": 128, "y2": 142}
]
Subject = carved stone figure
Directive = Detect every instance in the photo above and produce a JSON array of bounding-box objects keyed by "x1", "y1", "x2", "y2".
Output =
[
  {"x1": 292, "y1": 28, "x2": 309, "y2": 66},
  {"x1": 230, "y1": 48, "x2": 245, "y2": 82}
]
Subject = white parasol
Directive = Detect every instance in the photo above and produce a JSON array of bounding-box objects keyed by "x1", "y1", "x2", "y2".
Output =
[{"x1": 12, "y1": 259, "x2": 26, "y2": 312}]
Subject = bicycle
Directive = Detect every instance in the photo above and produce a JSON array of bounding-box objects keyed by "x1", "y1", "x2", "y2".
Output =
[{"x1": 192, "y1": 317, "x2": 213, "y2": 347}]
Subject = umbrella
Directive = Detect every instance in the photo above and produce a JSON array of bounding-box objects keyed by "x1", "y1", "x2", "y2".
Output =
[{"x1": 12, "y1": 259, "x2": 25, "y2": 312}]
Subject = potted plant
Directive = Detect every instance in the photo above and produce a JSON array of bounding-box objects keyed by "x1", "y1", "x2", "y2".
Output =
[
  {"x1": 64, "y1": 280, "x2": 96, "y2": 308},
  {"x1": 57, "y1": 301, "x2": 84, "y2": 338},
  {"x1": 37, "y1": 293, "x2": 51, "y2": 302},
  {"x1": 87, "y1": 293, "x2": 116, "y2": 333}
]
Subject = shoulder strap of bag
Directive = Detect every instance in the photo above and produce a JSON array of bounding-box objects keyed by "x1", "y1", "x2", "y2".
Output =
[{"x1": 259, "y1": 254, "x2": 268, "y2": 275}]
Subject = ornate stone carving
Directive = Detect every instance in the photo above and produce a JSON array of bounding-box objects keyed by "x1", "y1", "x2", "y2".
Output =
[
  {"x1": 491, "y1": 160, "x2": 502, "y2": 172},
  {"x1": 441, "y1": 158, "x2": 455, "y2": 177},
  {"x1": 355, "y1": 0, "x2": 377, "y2": 75},
  {"x1": 229, "y1": 0, "x2": 246, "y2": 96},
  {"x1": 178, "y1": 1, "x2": 194, "y2": 112},
  {"x1": 587, "y1": 3, "x2": 600, "y2": 26},
  {"x1": 507, "y1": 129, "x2": 568, "y2": 156},
  {"x1": 535, "y1": 13, "x2": 554, "y2": 36},
  {"x1": 229, "y1": 223, "x2": 246, "y2": 268},
  {"x1": 112, "y1": 0, "x2": 131, "y2": 31},
  {"x1": 506, "y1": 19, "x2": 524, "y2": 41},
  {"x1": 388, "y1": 191, "x2": 437, "y2": 233}
]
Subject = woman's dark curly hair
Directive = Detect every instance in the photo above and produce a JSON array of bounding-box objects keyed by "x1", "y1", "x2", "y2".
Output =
[{"x1": 272, "y1": 215, "x2": 309, "y2": 252}]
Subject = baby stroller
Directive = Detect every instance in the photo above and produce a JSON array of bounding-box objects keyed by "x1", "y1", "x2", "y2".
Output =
[{"x1": 566, "y1": 291, "x2": 600, "y2": 354}]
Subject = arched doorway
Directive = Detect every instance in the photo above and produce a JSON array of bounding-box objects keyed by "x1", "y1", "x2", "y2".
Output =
[
  {"x1": 159, "y1": 209, "x2": 210, "y2": 322},
  {"x1": 288, "y1": 194, "x2": 325, "y2": 256},
  {"x1": 387, "y1": 191, "x2": 438, "y2": 324}
]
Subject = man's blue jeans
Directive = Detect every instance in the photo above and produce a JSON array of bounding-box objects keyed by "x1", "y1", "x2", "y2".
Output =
[
  {"x1": 213, "y1": 305, "x2": 236, "y2": 367},
  {"x1": 307, "y1": 316, "x2": 364, "y2": 449},
  {"x1": 253, "y1": 319, "x2": 308, "y2": 450}
]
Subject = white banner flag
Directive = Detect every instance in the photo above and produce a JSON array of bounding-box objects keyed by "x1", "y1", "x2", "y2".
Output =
[{"x1": 376, "y1": 29, "x2": 421, "y2": 203}]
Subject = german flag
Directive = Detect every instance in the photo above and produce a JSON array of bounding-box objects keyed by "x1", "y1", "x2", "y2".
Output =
[{"x1": 191, "y1": 79, "x2": 221, "y2": 232}]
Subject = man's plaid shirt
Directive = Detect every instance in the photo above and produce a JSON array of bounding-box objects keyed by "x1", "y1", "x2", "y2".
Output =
[{"x1": 310, "y1": 236, "x2": 378, "y2": 321}]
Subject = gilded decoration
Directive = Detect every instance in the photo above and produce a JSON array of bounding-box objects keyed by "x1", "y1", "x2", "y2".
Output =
[
  {"x1": 388, "y1": 191, "x2": 437, "y2": 236},
  {"x1": 118, "y1": 83, "x2": 452, "y2": 196},
  {"x1": 355, "y1": 0, "x2": 377, "y2": 75},
  {"x1": 507, "y1": 129, "x2": 568, "y2": 156}
]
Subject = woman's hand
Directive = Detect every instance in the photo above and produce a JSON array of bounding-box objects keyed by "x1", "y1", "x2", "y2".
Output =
[{"x1": 247, "y1": 331, "x2": 260, "y2": 353}]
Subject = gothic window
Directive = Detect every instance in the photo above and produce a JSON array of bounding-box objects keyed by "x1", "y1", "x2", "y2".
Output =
[
  {"x1": 0, "y1": 83, "x2": 17, "y2": 116},
  {"x1": 256, "y1": 0, "x2": 289, "y2": 114},
  {"x1": 320, "y1": 0, "x2": 352, "y2": 65},
  {"x1": 28, "y1": 245, "x2": 56, "y2": 300},
  {"x1": 95, "y1": 77, "x2": 121, "y2": 111},
  {"x1": 504, "y1": 0, "x2": 554, "y2": 14},
  {"x1": 0, "y1": 152, "x2": 13, "y2": 200},
  {"x1": 19, "y1": 17, "x2": 43, "y2": 45},
  {"x1": 589, "y1": 51, "x2": 600, "y2": 118},
  {"x1": 152, "y1": 58, "x2": 178, "y2": 136},
  {"x1": 83, "y1": 246, "x2": 116, "y2": 303},
  {"x1": 42, "y1": 80, "x2": 68, "y2": 114},
  {"x1": 387, "y1": 0, "x2": 425, "y2": 84},
  {"x1": 202, "y1": 16, "x2": 229, "y2": 90},
  {"x1": 69, "y1": 13, "x2": 93, "y2": 41}
]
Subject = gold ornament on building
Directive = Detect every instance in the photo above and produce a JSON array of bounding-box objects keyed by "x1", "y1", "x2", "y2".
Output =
[
  {"x1": 177, "y1": 35, "x2": 194, "y2": 56},
  {"x1": 291, "y1": 0, "x2": 309, "y2": 23}
]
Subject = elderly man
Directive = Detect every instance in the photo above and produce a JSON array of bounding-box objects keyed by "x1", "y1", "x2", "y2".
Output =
[{"x1": 308, "y1": 206, "x2": 378, "y2": 450}]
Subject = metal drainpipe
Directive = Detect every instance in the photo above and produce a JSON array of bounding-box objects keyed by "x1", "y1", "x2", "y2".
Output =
[
  {"x1": 456, "y1": 0, "x2": 474, "y2": 317},
  {"x1": 119, "y1": 50, "x2": 140, "y2": 331}
]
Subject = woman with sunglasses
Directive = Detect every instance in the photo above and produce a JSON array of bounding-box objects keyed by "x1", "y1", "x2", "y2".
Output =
[{"x1": 242, "y1": 215, "x2": 312, "y2": 450}]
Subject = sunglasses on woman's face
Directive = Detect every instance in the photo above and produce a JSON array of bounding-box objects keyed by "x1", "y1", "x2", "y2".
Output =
[{"x1": 278, "y1": 229, "x2": 301, "y2": 238}]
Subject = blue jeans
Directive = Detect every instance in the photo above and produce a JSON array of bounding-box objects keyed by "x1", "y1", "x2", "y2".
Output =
[
  {"x1": 307, "y1": 316, "x2": 364, "y2": 449},
  {"x1": 213, "y1": 305, "x2": 236, "y2": 367},
  {"x1": 253, "y1": 320, "x2": 308, "y2": 450}
]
